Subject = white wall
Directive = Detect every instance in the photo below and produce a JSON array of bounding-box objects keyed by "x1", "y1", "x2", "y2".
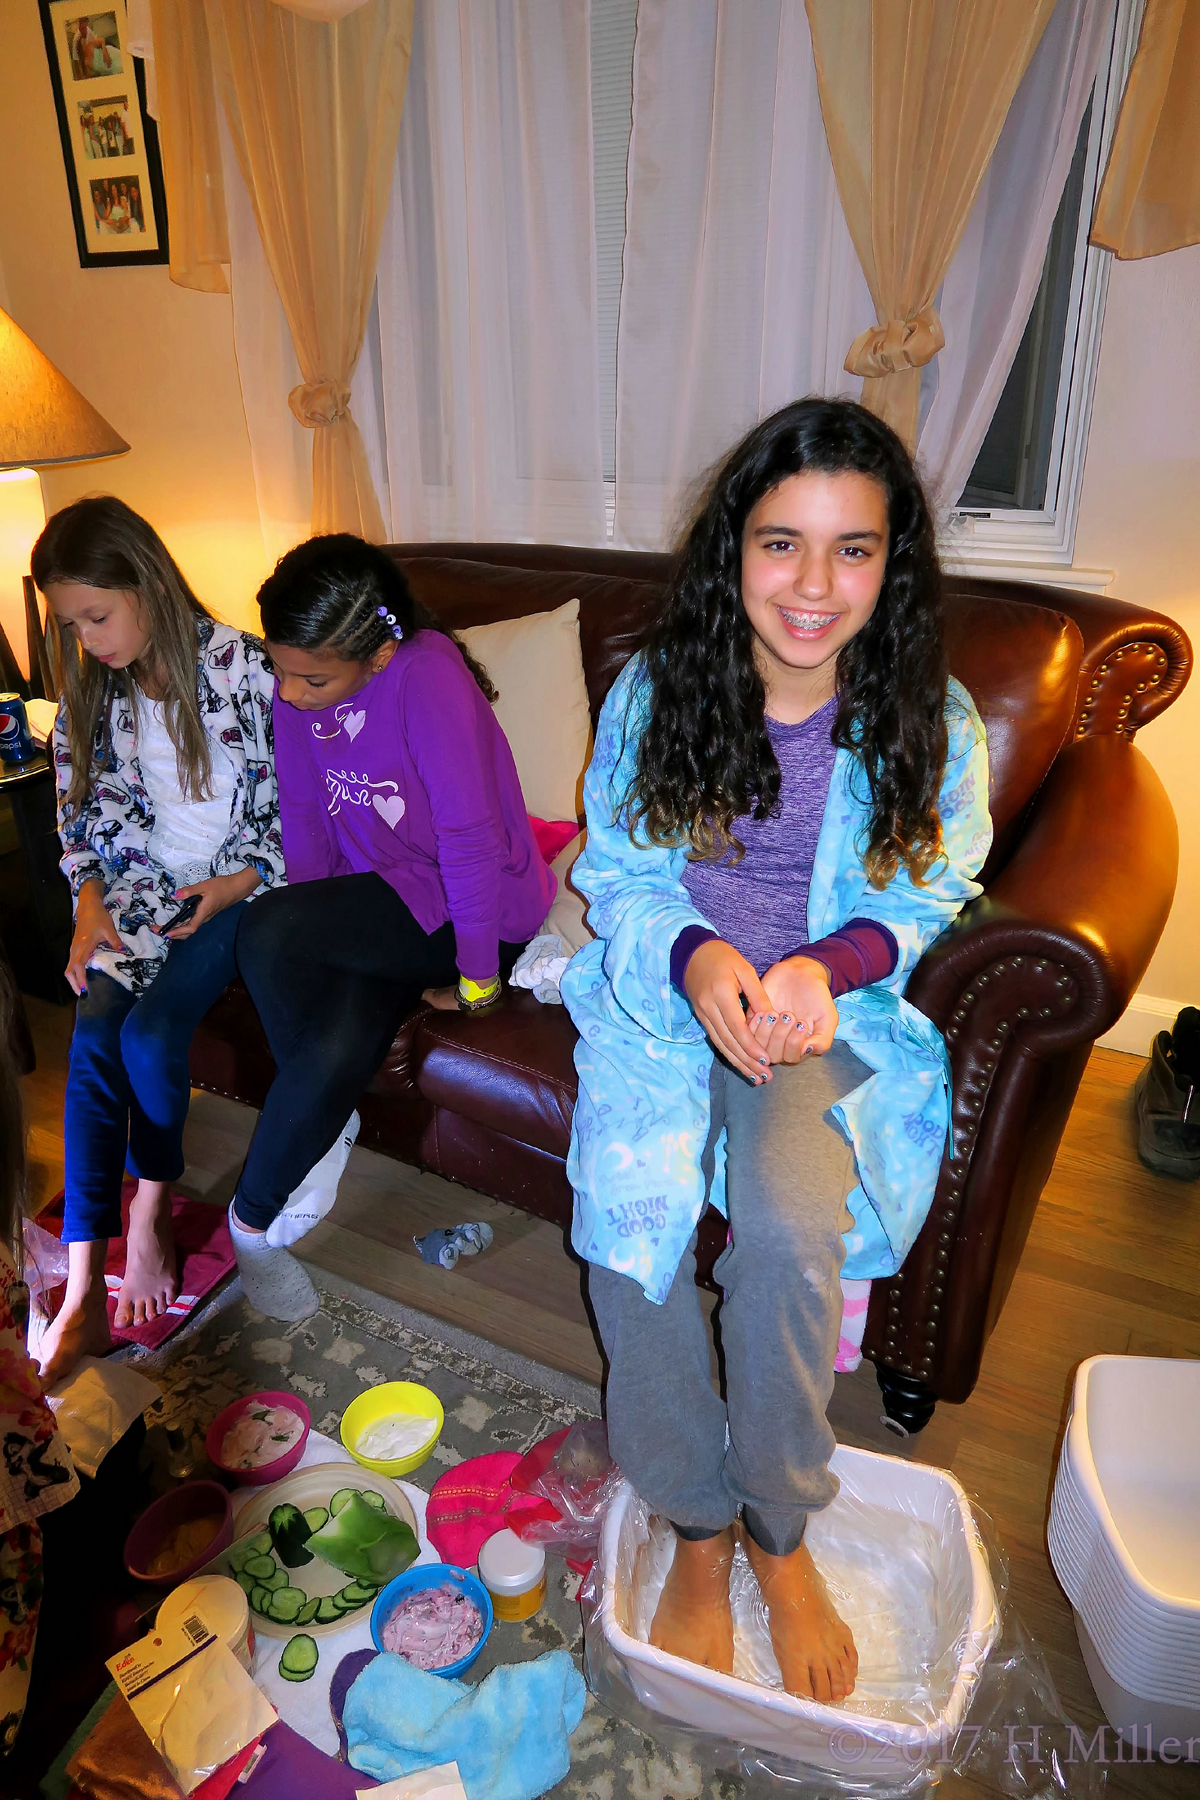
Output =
[
  {"x1": 0, "y1": 0, "x2": 271, "y2": 636},
  {"x1": 1074, "y1": 245, "x2": 1200, "y2": 1047}
]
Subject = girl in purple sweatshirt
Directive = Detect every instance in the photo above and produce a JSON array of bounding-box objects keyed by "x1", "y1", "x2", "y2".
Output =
[{"x1": 228, "y1": 536, "x2": 554, "y2": 1320}]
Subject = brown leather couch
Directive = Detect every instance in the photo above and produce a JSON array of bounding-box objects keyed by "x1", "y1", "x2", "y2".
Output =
[{"x1": 189, "y1": 542, "x2": 1192, "y2": 1432}]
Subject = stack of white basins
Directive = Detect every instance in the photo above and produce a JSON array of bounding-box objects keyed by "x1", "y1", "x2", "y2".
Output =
[{"x1": 1048, "y1": 1354, "x2": 1200, "y2": 1751}]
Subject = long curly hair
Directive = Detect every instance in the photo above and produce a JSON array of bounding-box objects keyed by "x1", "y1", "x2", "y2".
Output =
[
  {"x1": 258, "y1": 535, "x2": 496, "y2": 702},
  {"x1": 31, "y1": 496, "x2": 215, "y2": 812},
  {"x1": 627, "y1": 398, "x2": 949, "y2": 888}
]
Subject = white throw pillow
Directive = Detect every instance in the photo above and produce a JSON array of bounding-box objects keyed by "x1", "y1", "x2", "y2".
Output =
[
  {"x1": 457, "y1": 598, "x2": 591, "y2": 822},
  {"x1": 542, "y1": 830, "x2": 594, "y2": 952}
]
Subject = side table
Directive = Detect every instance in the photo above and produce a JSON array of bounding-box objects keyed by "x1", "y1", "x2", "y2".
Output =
[{"x1": 0, "y1": 755, "x2": 72, "y2": 1005}]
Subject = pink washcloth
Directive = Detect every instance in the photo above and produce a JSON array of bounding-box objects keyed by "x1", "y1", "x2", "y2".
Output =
[{"x1": 425, "y1": 1451, "x2": 560, "y2": 1567}]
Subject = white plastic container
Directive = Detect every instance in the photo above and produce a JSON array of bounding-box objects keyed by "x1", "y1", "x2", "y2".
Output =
[
  {"x1": 157, "y1": 1574, "x2": 254, "y2": 1671},
  {"x1": 597, "y1": 1445, "x2": 999, "y2": 1775},
  {"x1": 1047, "y1": 1355, "x2": 1200, "y2": 1744}
]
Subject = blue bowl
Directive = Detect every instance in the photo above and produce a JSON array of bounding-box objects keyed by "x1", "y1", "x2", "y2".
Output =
[{"x1": 371, "y1": 1563, "x2": 493, "y2": 1679}]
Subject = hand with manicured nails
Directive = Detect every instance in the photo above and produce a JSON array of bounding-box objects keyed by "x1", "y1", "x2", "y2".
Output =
[
  {"x1": 683, "y1": 939, "x2": 776, "y2": 1083},
  {"x1": 161, "y1": 866, "x2": 260, "y2": 939},
  {"x1": 749, "y1": 955, "x2": 839, "y2": 1061},
  {"x1": 66, "y1": 879, "x2": 122, "y2": 995}
]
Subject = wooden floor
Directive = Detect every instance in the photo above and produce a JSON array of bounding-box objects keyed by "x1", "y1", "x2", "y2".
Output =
[{"x1": 21, "y1": 1000, "x2": 1200, "y2": 1792}]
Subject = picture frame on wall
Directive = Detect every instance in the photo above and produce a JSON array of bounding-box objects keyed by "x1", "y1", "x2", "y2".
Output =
[{"x1": 38, "y1": 1, "x2": 169, "y2": 269}]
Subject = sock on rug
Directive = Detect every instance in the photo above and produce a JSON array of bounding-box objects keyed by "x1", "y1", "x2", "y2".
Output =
[
  {"x1": 229, "y1": 1204, "x2": 320, "y2": 1321},
  {"x1": 266, "y1": 1112, "x2": 360, "y2": 1249}
]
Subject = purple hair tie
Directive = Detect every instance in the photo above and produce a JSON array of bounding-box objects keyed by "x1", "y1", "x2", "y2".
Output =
[{"x1": 376, "y1": 605, "x2": 388, "y2": 618}]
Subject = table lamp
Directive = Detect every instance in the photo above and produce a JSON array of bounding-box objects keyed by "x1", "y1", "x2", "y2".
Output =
[{"x1": 0, "y1": 306, "x2": 129, "y2": 698}]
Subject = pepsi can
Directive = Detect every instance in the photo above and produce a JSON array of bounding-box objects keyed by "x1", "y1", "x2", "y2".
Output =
[{"x1": 0, "y1": 695, "x2": 36, "y2": 765}]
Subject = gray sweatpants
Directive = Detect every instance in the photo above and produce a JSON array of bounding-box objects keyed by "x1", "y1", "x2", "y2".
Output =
[{"x1": 590, "y1": 1042, "x2": 867, "y2": 1557}]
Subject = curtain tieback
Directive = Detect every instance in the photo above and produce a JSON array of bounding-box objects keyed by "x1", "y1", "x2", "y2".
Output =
[
  {"x1": 288, "y1": 379, "x2": 352, "y2": 428},
  {"x1": 844, "y1": 305, "x2": 946, "y2": 380}
]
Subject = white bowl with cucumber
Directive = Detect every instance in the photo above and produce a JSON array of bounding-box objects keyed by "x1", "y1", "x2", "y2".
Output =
[{"x1": 206, "y1": 1463, "x2": 422, "y2": 1652}]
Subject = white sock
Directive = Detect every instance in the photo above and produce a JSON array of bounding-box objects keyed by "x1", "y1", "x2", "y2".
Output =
[
  {"x1": 266, "y1": 1112, "x2": 360, "y2": 1249},
  {"x1": 229, "y1": 1204, "x2": 320, "y2": 1322}
]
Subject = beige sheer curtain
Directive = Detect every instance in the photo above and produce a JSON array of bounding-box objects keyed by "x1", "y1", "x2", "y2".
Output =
[
  {"x1": 147, "y1": 0, "x2": 229, "y2": 294},
  {"x1": 1091, "y1": 0, "x2": 1200, "y2": 258},
  {"x1": 144, "y1": 0, "x2": 411, "y2": 538},
  {"x1": 806, "y1": 0, "x2": 1056, "y2": 449},
  {"x1": 205, "y1": 0, "x2": 412, "y2": 539}
]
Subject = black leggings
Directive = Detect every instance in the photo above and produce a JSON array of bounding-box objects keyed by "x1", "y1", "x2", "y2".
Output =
[{"x1": 233, "y1": 872, "x2": 525, "y2": 1228}]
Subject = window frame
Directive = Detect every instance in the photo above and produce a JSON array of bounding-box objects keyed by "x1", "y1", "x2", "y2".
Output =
[{"x1": 940, "y1": 0, "x2": 1145, "y2": 591}]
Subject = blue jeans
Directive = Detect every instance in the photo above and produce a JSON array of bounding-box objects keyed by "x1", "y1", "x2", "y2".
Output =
[{"x1": 62, "y1": 903, "x2": 247, "y2": 1243}]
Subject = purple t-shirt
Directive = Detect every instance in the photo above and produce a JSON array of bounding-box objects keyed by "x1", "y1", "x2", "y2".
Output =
[
  {"x1": 681, "y1": 700, "x2": 839, "y2": 975},
  {"x1": 272, "y1": 630, "x2": 555, "y2": 979}
]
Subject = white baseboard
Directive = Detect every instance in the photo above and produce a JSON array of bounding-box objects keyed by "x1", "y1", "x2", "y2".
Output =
[{"x1": 1096, "y1": 993, "x2": 1182, "y2": 1057}]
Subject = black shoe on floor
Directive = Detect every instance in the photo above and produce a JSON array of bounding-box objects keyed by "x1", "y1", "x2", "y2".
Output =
[{"x1": 1135, "y1": 1027, "x2": 1200, "y2": 1179}]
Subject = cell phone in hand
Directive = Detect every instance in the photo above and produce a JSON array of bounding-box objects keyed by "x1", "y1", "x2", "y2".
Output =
[{"x1": 158, "y1": 894, "x2": 201, "y2": 935}]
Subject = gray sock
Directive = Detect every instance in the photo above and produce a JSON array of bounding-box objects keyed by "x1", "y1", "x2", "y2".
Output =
[{"x1": 228, "y1": 1203, "x2": 320, "y2": 1322}]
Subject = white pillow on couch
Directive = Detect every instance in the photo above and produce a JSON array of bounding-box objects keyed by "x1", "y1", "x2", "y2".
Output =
[{"x1": 457, "y1": 598, "x2": 591, "y2": 824}]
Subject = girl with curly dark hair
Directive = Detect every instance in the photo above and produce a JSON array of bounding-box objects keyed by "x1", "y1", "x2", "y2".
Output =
[{"x1": 561, "y1": 398, "x2": 991, "y2": 1704}]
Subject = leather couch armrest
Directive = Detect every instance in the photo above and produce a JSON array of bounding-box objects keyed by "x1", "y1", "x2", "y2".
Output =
[{"x1": 908, "y1": 734, "x2": 1178, "y2": 1054}]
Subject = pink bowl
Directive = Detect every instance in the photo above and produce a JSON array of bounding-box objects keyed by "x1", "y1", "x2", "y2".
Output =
[
  {"x1": 205, "y1": 1391, "x2": 311, "y2": 1487},
  {"x1": 124, "y1": 1480, "x2": 233, "y2": 1588}
]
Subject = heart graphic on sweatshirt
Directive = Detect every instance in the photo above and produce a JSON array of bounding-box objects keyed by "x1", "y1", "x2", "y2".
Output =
[
  {"x1": 372, "y1": 792, "x2": 406, "y2": 830},
  {"x1": 343, "y1": 709, "x2": 366, "y2": 741}
]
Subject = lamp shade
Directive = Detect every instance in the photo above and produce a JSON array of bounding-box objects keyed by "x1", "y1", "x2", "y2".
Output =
[{"x1": 0, "y1": 306, "x2": 129, "y2": 470}]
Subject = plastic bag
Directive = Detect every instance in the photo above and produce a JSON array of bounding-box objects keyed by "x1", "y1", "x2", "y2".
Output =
[
  {"x1": 508, "y1": 1422, "x2": 623, "y2": 1555},
  {"x1": 108, "y1": 1613, "x2": 275, "y2": 1795},
  {"x1": 22, "y1": 1216, "x2": 68, "y2": 1314},
  {"x1": 581, "y1": 1461, "x2": 1106, "y2": 1798}
]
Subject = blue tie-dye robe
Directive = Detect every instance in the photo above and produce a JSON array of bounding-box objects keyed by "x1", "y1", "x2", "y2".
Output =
[{"x1": 560, "y1": 655, "x2": 992, "y2": 1305}]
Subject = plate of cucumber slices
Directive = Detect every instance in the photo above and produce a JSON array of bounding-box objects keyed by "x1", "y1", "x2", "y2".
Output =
[{"x1": 209, "y1": 1462, "x2": 422, "y2": 1640}]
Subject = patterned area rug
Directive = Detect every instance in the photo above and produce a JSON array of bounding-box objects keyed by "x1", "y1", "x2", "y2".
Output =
[{"x1": 123, "y1": 1272, "x2": 759, "y2": 1800}]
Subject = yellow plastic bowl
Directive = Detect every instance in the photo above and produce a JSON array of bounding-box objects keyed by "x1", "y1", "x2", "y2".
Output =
[{"x1": 340, "y1": 1381, "x2": 445, "y2": 1476}]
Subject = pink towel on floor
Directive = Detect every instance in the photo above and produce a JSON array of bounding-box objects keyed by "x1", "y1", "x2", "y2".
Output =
[
  {"x1": 528, "y1": 816, "x2": 580, "y2": 866},
  {"x1": 39, "y1": 1181, "x2": 236, "y2": 1350},
  {"x1": 425, "y1": 1452, "x2": 560, "y2": 1567}
]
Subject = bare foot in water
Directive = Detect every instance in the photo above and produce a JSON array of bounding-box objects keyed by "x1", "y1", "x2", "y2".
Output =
[
  {"x1": 37, "y1": 1240, "x2": 113, "y2": 1386},
  {"x1": 114, "y1": 1181, "x2": 178, "y2": 1329},
  {"x1": 745, "y1": 1535, "x2": 858, "y2": 1703},
  {"x1": 649, "y1": 1526, "x2": 736, "y2": 1674}
]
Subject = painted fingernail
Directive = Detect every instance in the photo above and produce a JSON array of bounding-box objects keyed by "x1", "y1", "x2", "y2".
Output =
[
  {"x1": 759, "y1": 1056, "x2": 768, "y2": 1065},
  {"x1": 766, "y1": 1015, "x2": 776, "y2": 1024},
  {"x1": 781, "y1": 1015, "x2": 791, "y2": 1023}
]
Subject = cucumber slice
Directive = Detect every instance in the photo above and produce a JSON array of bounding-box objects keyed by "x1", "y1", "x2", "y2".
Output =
[
  {"x1": 247, "y1": 1531, "x2": 273, "y2": 1556},
  {"x1": 228, "y1": 1544, "x2": 251, "y2": 1573},
  {"x1": 244, "y1": 1553, "x2": 276, "y2": 1580},
  {"x1": 269, "y1": 1502, "x2": 314, "y2": 1569},
  {"x1": 267, "y1": 1586, "x2": 306, "y2": 1623},
  {"x1": 295, "y1": 1596, "x2": 321, "y2": 1626},
  {"x1": 235, "y1": 1571, "x2": 256, "y2": 1597},
  {"x1": 340, "y1": 1581, "x2": 377, "y2": 1605},
  {"x1": 262, "y1": 1567, "x2": 290, "y2": 1592},
  {"x1": 359, "y1": 1490, "x2": 387, "y2": 1511},
  {"x1": 302, "y1": 1506, "x2": 329, "y2": 1533},
  {"x1": 329, "y1": 1488, "x2": 357, "y2": 1517},
  {"x1": 315, "y1": 1596, "x2": 342, "y2": 1624},
  {"x1": 332, "y1": 1586, "x2": 363, "y2": 1612},
  {"x1": 279, "y1": 1634, "x2": 318, "y2": 1682},
  {"x1": 249, "y1": 1585, "x2": 272, "y2": 1616}
]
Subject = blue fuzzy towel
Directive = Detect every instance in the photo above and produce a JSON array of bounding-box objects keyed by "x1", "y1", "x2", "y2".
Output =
[{"x1": 343, "y1": 1649, "x2": 586, "y2": 1800}]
